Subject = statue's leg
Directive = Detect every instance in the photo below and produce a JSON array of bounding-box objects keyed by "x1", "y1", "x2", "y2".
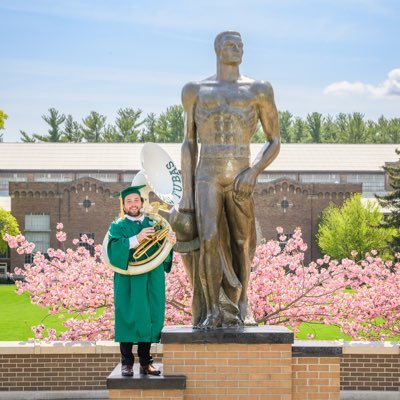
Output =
[
  {"x1": 225, "y1": 194, "x2": 256, "y2": 324},
  {"x1": 195, "y1": 180, "x2": 224, "y2": 329}
]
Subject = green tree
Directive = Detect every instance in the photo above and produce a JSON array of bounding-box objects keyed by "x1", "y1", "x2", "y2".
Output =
[
  {"x1": 317, "y1": 194, "x2": 396, "y2": 261},
  {"x1": 278, "y1": 111, "x2": 293, "y2": 143},
  {"x1": 0, "y1": 209, "x2": 20, "y2": 254},
  {"x1": 62, "y1": 115, "x2": 82, "y2": 142},
  {"x1": 104, "y1": 108, "x2": 143, "y2": 142},
  {"x1": 321, "y1": 115, "x2": 338, "y2": 143},
  {"x1": 33, "y1": 108, "x2": 66, "y2": 142},
  {"x1": 140, "y1": 113, "x2": 158, "y2": 142},
  {"x1": 376, "y1": 148, "x2": 400, "y2": 253},
  {"x1": 155, "y1": 105, "x2": 184, "y2": 142},
  {"x1": 306, "y1": 112, "x2": 323, "y2": 143},
  {"x1": 81, "y1": 111, "x2": 106, "y2": 142},
  {"x1": 339, "y1": 113, "x2": 370, "y2": 143},
  {"x1": 292, "y1": 117, "x2": 307, "y2": 143},
  {"x1": 0, "y1": 110, "x2": 8, "y2": 142},
  {"x1": 20, "y1": 130, "x2": 36, "y2": 142}
]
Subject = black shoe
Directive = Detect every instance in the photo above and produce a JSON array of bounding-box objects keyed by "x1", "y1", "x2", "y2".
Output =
[
  {"x1": 121, "y1": 365, "x2": 133, "y2": 376},
  {"x1": 140, "y1": 364, "x2": 161, "y2": 376}
]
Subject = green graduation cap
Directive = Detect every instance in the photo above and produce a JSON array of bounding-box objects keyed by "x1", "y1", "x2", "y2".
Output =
[
  {"x1": 114, "y1": 185, "x2": 146, "y2": 218},
  {"x1": 113, "y1": 185, "x2": 146, "y2": 200}
]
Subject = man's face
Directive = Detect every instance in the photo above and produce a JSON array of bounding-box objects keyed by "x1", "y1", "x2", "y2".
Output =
[
  {"x1": 218, "y1": 35, "x2": 243, "y2": 65},
  {"x1": 123, "y1": 193, "x2": 143, "y2": 217}
]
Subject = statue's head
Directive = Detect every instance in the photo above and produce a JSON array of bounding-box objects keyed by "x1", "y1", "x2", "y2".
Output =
[{"x1": 214, "y1": 31, "x2": 243, "y2": 66}]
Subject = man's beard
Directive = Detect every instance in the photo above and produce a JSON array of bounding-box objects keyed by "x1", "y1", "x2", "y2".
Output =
[{"x1": 125, "y1": 208, "x2": 142, "y2": 217}]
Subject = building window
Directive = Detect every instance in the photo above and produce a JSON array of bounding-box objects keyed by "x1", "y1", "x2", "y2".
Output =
[
  {"x1": 300, "y1": 174, "x2": 339, "y2": 184},
  {"x1": 258, "y1": 173, "x2": 297, "y2": 183},
  {"x1": 33, "y1": 173, "x2": 74, "y2": 182},
  {"x1": 24, "y1": 214, "x2": 50, "y2": 263},
  {"x1": 0, "y1": 172, "x2": 28, "y2": 191},
  {"x1": 346, "y1": 173, "x2": 385, "y2": 194},
  {"x1": 122, "y1": 173, "x2": 136, "y2": 183},
  {"x1": 79, "y1": 232, "x2": 95, "y2": 256},
  {"x1": 77, "y1": 173, "x2": 118, "y2": 182}
]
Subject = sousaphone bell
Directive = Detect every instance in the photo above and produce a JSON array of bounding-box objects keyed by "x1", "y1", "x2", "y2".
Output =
[{"x1": 102, "y1": 143, "x2": 182, "y2": 275}]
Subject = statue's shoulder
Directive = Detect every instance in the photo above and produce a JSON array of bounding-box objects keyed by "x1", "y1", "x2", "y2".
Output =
[
  {"x1": 181, "y1": 81, "x2": 201, "y2": 105},
  {"x1": 249, "y1": 79, "x2": 274, "y2": 100}
]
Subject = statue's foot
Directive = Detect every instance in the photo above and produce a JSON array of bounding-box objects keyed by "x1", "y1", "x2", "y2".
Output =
[
  {"x1": 200, "y1": 313, "x2": 223, "y2": 330},
  {"x1": 239, "y1": 301, "x2": 257, "y2": 326}
]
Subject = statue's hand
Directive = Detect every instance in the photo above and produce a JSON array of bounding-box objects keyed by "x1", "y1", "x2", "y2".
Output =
[{"x1": 233, "y1": 168, "x2": 257, "y2": 201}]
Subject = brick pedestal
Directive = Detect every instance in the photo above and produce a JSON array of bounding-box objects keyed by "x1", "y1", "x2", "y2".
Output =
[
  {"x1": 292, "y1": 342, "x2": 342, "y2": 400},
  {"x1": 107, "y1": 363, "x2": 186, "y2": 400},
  {"x1": 161, "y1": 326, "x2": 294, "y2": 400}
]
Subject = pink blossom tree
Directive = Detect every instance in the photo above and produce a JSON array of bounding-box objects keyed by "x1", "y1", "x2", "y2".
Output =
[{"x1": 4, "y1": 224, "x2": 400, "y2": 341}]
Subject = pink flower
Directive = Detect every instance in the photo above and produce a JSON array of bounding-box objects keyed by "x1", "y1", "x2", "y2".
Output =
[
  {"x1": 56, "y1": 222, "x2": 64, "y2": 230},
  {"x1": 56, "y1": 231, "x2": 67, "y2": 242}
]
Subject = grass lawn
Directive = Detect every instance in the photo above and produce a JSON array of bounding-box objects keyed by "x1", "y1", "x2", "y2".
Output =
[
  {"x1": 0, "y1": 284, "x2": 354, "y2": 341},
  {"x1": 0, "y1": 284, "x2": 66, "y2": 340}
]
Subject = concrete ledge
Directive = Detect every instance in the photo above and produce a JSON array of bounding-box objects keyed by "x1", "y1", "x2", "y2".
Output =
[
  {"x1": 293, "y1": 340, "x2": 343, "y2": 357},
  {"x1": 161, "y1": 325, "x2": 294, "y2": 344},
  {"x1": 106, "y1": 363, "x2": 186, "y2": 390},
  {"x1": 343, "y1": 341, "x2": 399, "y2": 354},
  {"x1": 0, "y1": 341, "x2": 160, "y2": 355},
  {"x1": 0, "y1": 391, "x2": 108, "y2": 399},
  {"x1": 341, "y1": 391, "x2": 400, "y2": 399},
  {"x1": 1, "y1": 339, "x2": 400, "y2": 355}
]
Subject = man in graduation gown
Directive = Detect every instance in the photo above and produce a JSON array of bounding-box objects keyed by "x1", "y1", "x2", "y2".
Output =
[{"x1": 107, "y1": 185, "x2": 176, "y2": 377}]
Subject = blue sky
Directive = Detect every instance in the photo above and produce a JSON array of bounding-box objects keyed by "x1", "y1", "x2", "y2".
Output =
[{"x1": 1, "y1": 0, "x2": 399, "y2": 142}]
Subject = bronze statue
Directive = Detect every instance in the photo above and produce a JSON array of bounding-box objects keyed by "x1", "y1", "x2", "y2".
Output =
[{"x1": 172, "y1": 31, "x2": 280, "y2": 329}]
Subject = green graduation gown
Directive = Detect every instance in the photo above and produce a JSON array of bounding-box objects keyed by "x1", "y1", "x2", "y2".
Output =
[{"x1": 107, "y1": 216, "x2": 172, "y2": 343}]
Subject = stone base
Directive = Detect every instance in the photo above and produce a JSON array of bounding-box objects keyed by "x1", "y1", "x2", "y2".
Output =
[{"x1": 107, "y1": 363, "x2": 186, "y2": 400}]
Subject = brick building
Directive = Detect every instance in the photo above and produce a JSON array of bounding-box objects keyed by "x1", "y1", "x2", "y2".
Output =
[{"x1": 0, "y1": 143, "x2": 398, "y2": 271}]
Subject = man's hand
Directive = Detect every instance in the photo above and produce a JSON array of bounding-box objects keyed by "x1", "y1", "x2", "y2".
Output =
[
  {"x1": 233, "y1": 167, "x2": 257, "y2": 201},
  {"x1": 167, "y1": 232, "x2": 177, "y2": 246},
  {"x1": 137, "y1": 227, "x2": 155, "y2": 242}
]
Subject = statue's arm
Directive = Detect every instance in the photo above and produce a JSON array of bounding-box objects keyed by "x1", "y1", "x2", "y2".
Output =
[
  {"x1": 251, "y1": 82, "x2": 281, "y2": 174},
  {"x1": 233, "y1": 82, "x2": 280, "y2": 200},
  {"x1": 180, "y1": 83, "x2": 198, "y2": 212}
]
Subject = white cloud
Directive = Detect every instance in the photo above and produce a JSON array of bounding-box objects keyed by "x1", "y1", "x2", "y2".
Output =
[{"x1": 324, "y1": 68, "x2": 400, "y2": 98}]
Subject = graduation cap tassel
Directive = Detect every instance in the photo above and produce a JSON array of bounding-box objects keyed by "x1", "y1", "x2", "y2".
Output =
[{"x1": 120, "y1": 196, "x2": 125, "y2": 219}]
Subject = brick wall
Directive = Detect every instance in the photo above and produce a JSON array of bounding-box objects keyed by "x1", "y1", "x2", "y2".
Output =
[
  {"x1": 2, "y1": 340, "x2": 399, "y2": 395},
  {"x1": 341, "y1": 354, "x2": 400, "y2": 392},
  {"x1": 0, "y1": 342, "x2": 161, "y2": 393}
]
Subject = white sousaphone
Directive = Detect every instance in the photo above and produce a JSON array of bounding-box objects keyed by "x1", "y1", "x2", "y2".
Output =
[{"x1": 102, "y1": 143, "x2": 183, "y2": 275}]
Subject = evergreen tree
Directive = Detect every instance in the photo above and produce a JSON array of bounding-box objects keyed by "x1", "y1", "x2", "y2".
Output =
[
  {"x1": 306, "y1": 112, "x2": 323, "y2": 143},
  {"x1": 292, "y1": 117, "x2": 307, "y2": 143},
  {"x1": 155, "y1": 105, "x2": 184, "y2": 142},
  {"x1": 106, "y1": 108, "x2": 144, "y2": 142},
  {"x1": 20, "y1": 130, "x2": 36, "y2": 142},
  {"x1": 140, "y1": 113, "x2": 158, "y2": 142},
  {"x1": 33, "y1": 108, "x2": 66, "y2": 142},
  {"x1": 81, "y1": 111, "x2": 106, "y2": 142},
  {"x1": 376, "y1": 148, "x2": 400, "y2": 253},
  {"x1": 278, "y1": 111, "x2": 293, "y2": 143},
  {"x1": 62, "y1": 115, "x2": 82, "y2": 142}
]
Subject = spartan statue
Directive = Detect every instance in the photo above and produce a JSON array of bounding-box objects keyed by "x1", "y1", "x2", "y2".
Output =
[{"x1": 170, "y1": 31, "x2": 280, "y2": 329}]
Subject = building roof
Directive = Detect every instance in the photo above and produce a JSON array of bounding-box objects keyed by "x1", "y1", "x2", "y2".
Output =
[{"x1": 0, "y1": 143, "x2": 398, "y2": 172}]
